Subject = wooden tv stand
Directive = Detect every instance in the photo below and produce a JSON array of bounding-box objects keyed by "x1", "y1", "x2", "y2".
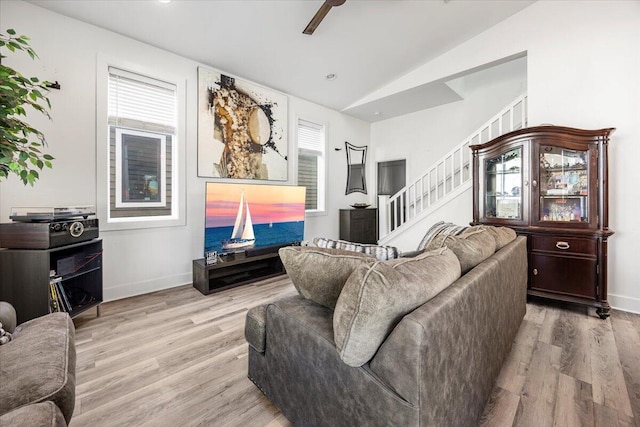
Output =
[{"x1": 192, "y1": 252, "x2": 285, "y2": 295}]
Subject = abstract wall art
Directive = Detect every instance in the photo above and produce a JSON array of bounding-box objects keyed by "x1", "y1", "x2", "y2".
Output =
[{"x1": 198, "y1": 67, "x2": 288, "y2": 180}]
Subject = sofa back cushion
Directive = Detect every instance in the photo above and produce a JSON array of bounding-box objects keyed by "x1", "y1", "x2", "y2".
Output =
[
  {"x1": 333, "y1": 247, "x2": 461, "y2": 367},
  {"x1": 279, "y1": 247, "x2": 376, "y2": 309},
  {"x1": 425, "y1": 228, "x2": 496, "y2": 273},
  {"x1": 416, "y1": 221, "x2": 469, "y2": 251},
  {"x1": 463, "y1": 225, "x2": 516, "y2": 250}
]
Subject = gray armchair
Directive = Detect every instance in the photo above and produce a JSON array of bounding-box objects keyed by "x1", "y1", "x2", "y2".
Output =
[{"x1": 0, "y1": 301, "x2": 76, "y2": 427}]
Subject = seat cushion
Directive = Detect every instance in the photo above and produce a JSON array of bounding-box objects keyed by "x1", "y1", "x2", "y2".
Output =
[
  {"x1": 279, "y1": 246, "x2": 376, "y2": 309},
  {"x1": 0, "y1": 312, "x2": 76, "y2": 424},
  {"x1": 333, "y1": 247, "x2": 461, "y2": 367},
  {"x1": 0, "y1": 401, "x2": 67, "y2": 427}
]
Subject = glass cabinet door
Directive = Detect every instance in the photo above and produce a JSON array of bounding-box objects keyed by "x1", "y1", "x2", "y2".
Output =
[
  {"x1": 537, "y1": 146, "x2": 589, "y2": 223},
  {"x1": 484, "y1": 147, "x2": 523, "y2": 220}
]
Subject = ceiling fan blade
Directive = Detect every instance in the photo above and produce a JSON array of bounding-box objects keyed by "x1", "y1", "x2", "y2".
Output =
[{"x1": 303, "y1": 2, "x2": 333, "y2": 35}]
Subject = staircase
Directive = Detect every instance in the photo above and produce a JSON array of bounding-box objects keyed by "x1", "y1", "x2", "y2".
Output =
[{"x1": 378, "y1": 93, "x2": 528, "y2": 244}]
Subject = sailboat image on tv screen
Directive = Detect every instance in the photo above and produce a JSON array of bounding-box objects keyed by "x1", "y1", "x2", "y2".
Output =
[{"x1": 222, "y1": 191, "x2": 256, "y2": 250}]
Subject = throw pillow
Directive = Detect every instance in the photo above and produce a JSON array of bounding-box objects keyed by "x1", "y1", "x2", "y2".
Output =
[
  {"x1": 333, "y1": 247, "x2": 461, "y2": 367},
  {"x1": 417, "y1": 221, "x2": 469, "y2": 251},
  {"x1": 463, "y1": 225, "x2": 516, "y2": 250},
  {"x1": 312, "y1": 237, "x2": 399, "y2": 261},
  {"x1": 425, "y1": 228, "x2": 496, "y2": 273},
  {"x1": 279, "y1": 246, "x2": 376, "y2": 309},
  {"x1": 0, "y1": 322, "x2": 12, "y2": 345}
]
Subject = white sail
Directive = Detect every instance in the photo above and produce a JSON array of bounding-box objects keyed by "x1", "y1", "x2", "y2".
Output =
[
  {"x1": 230, "y1": 192, "x2": 245, "y2": 239},
  {"x1": 222, "y1": 191, "x2": 256, "y2": 250},
  {"x1": 241, "y1": 201, "x2": 255, "y2": 240}
]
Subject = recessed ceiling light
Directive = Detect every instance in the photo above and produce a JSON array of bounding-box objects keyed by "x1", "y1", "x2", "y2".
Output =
[
  {"x1": 373, "y1": 111, "x2": 382, "y2": 116},
  {"x1": 325, "y1": 73, "x2": 337, "y2": 81},
  {"x1": 158, "y1": 0, "x2": 172, "y2": 3}
]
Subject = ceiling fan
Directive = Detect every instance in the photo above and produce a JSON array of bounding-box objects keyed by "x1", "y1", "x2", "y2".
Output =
[{"x1": 303, "y1": 0, "x2": 346, "y2": 35}]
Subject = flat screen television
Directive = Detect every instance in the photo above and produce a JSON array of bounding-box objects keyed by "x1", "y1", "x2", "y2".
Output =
[{"x1": 204, "y1": 182, "x2": 306, "y2": 259}]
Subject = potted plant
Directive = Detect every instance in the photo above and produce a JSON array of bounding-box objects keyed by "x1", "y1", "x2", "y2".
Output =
[{"x1": 0, "y1": 28, "x2": 53, "y2": 185}]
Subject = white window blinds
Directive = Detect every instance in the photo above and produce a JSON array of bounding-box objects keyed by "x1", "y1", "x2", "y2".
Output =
[
  {"x1": 297, "y1": 119, "x2": 324, "y2": 154},
  {"x1": 108, "y1": 67, "x2": 177, "y2": 129}
]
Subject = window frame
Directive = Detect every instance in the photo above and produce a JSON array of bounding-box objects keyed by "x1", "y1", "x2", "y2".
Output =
[
  {"x1": 114, "y1": 128, "x2": 167, "y2": 208},
  {"x1": 96, "y1": 55, "x2": 186, "y2": 231}
]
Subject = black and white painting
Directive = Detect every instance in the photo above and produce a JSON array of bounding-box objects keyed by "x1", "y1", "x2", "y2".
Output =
[{"x1": 198, "y1": 67, "x2": 288, "y2": 180}]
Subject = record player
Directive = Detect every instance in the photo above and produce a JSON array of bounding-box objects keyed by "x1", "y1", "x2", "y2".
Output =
[{"x1": 0, "y1": 206, "x2": 99, "y2": 249}]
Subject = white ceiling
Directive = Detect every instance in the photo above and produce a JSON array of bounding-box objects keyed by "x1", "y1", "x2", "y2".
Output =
[{"x1": 27, "y1": 0, "x2": 534, "y2": 121}]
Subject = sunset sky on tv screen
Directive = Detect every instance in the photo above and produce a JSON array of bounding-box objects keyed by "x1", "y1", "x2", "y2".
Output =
[{"x1": 205, "y1": 183, "x2": 306, "y2": 227}]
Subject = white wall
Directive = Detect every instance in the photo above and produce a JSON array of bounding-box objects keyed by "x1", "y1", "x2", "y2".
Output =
[
  {"x1": 382, "y1": 188, "x2": 473, "y2": 251},
  {"x1": 371, "y1": 64, "x2": 526, "y2": 201},
  {"x1": 0, "y1": 1, "x2": 370, "y2": 301},
  {"x1": 370, "y1": 0, "x2": 640, "y2": 313}
]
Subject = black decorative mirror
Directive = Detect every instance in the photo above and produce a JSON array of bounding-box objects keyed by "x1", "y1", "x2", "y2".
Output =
[{"x1": 345, "y1": 142, "x2": 367, "y2": 195}]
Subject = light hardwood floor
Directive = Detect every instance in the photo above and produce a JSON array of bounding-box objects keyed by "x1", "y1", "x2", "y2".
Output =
[{"x1": 69, "y1": 276, "x2": 640, "y2": 427}]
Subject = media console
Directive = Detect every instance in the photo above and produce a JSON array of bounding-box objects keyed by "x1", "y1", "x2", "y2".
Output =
[{"x1": 192, "y1": 251, "x2": 285, "y2": 295}]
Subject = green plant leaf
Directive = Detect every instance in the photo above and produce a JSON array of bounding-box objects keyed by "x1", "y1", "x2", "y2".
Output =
[{"x1": 1, "y1": 28, "x2": 54, "y2": 186}]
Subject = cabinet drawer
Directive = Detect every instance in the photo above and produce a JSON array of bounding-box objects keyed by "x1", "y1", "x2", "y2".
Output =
[
  {"x1": 530, "y1": 253, "x2": 596, "y2": 299},
  {"x1": 349, "y1": 209, "x2": 374, "y2": 220},
  {"x1": 530, "y1": 235, "x2": 596, "y2": 255}
]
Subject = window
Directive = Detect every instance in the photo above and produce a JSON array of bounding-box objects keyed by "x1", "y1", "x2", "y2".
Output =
[
  {"x1": 297, "y1": 119, "x2": 326, "y2": 212},
  {"x1": 108, "y1": 67, "x2": 176, "y2": 218},
  {"x1": 115, "y1": 128, "x2": 165, "y2": 207}
]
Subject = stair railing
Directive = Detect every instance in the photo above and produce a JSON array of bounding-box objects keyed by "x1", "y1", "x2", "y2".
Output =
[{"x1": 380, "y1": 93, "x2": 528, "y2": 239}]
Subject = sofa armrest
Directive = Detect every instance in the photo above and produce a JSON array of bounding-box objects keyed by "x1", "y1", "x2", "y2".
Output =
[
  {"x1": 369, "y1": 236, "x2": 527, "y2": 425},
  {"x1": 0, "y1": 301, "x2": 17, "y2": 333}
]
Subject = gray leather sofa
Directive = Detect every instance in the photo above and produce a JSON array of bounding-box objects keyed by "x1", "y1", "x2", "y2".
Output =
[
  {"x1": 246, "y1": 235, "x2": 527, "y2": 426},
  {"x1": 0, "y1": 302, "x2": 76, "y2": 427}
]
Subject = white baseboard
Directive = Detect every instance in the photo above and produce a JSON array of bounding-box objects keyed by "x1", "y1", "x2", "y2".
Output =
[
  {"x1": 609, "y1": 293, "x2": 640, "y2": 315},
  {"x1": 104, "y1": 272, "x2": 192, "y2": 302}
]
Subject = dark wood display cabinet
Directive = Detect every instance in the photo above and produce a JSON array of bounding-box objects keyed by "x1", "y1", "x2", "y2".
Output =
[
  {"x1": 0, "y1": 239, "x2": 103, "y2": 324},
  {"x1": 339, "y1": 208, "x2": 377, "y2": 244},
  {"x1": 471, "y1": 126, "x2": 614, "y2": 318}
]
